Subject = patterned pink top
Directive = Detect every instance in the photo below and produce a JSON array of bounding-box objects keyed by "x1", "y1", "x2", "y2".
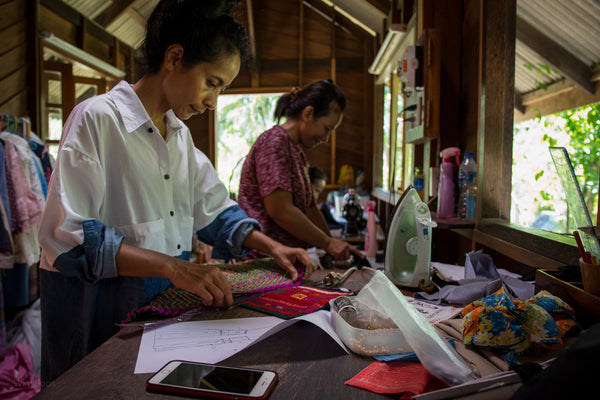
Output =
[{"x1": 238, "y1": 125, "x2": 315, "y2": 249}]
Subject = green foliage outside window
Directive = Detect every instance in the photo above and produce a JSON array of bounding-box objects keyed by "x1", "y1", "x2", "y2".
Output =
[
  {"x1": 512, "y1": 103, "x2": 599, "y2": 233},
  {"x1": 216, "y1": 94, "x2": 282, "y2": 197}
]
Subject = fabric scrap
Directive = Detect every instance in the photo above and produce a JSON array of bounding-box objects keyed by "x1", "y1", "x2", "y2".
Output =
[
  {"x1": 414, "y1": 250, "x2": 535, "y2": 306},
  {"x1": 461, "y1": 287, "x2": 576, "y2": 365},
  {"x1": 0, "y1": 343, "x2": 40, "y2": 400},
  {"x1": 345, "y1": 361, "x2": 447, "y2": 397}
]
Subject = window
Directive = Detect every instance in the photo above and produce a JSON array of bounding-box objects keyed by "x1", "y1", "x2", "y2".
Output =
[
  {"x1": 511, "y1": 103, "x2": 600, "y2": 233},
  {"x1": 215, "y1": 93, "x2": 282, "y2": 198},
  {"x1": 380, "y1": 74, "x2": 406, "y2": 193}
]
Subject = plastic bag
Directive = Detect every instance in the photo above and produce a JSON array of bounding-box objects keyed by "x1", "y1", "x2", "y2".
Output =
[{"x1": 358, "y1": 271, "x2": 476, "y2": 386}]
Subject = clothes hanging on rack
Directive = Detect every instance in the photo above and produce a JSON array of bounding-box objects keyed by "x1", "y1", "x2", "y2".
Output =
[{"x1": 0, "y1": 115, "x2": 53, "y2": 309}]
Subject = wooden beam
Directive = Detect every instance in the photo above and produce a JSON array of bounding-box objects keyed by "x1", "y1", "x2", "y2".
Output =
[
  {"x1": 516, "y1": 16, "x2": 594, "y2": 95},
  {"x1": 298, "y1": 0, "x2": 304, "y2": 87},
  {"x1": 97, "y1": 0, "x2": 137, "y2": 28},
  {"x1": 478, "y1": 0, "x2": 516, "y2": 221},
  {"x1": 246, "y1": 0, "x2": 260, "y2": 87},
  {"x1": 304, "y1": 0, "x2": 372, "y2": 40},
  {"x1": 360, "y1": 0, "x2": 390, "y2": 15},
  {"x1": 26, "y1": 0, "x2": 41, "y2": 133},
  {"x1": 330, "y1": 5, "x2": 337, "y2": 186}
]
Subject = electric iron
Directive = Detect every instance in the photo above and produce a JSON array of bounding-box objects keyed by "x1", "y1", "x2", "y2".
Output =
[{"x1": 384, "y1": 186, "x2": 437, "y2": 288}]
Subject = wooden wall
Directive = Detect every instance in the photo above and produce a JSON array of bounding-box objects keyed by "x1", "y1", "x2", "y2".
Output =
[{"x1": 0, "y1": 0, "x2": 35, "y2": 120}]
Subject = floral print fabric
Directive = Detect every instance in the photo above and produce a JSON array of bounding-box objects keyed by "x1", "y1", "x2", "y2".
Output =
[{"x1": 461, "y1": 287, "x2": 577, "y2": 365}]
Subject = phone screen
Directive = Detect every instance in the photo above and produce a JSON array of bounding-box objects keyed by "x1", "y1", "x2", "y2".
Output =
[{"x1": 160, "y1": 363, "x2": 263, "y2": 395}]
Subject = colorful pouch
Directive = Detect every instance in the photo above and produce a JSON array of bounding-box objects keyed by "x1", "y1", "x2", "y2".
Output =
[{"x1": 241, "y1": 285, "x2": 353, "y2": 319}]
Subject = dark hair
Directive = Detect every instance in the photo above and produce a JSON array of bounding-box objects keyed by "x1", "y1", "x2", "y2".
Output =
[
  {"x1": 142, "y1": 0, "x2": 249, "y2": 74},
  {"x1": 308, "y1": 166, "x2": 326, "y2": 183},
  {"x1": 274, "y1": 79, "x2": 346, "y2": 122}
]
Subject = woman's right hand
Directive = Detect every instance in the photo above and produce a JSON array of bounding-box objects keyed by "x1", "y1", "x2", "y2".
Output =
[
  {"x1": 166, "y1": 259, "x2": 234, "y2": 307},
  {"x1": 325, "y1": 238, "x2": 363, "y2": 261}
]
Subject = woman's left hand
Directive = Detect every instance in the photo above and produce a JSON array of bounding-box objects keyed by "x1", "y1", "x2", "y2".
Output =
[{"x1": 270, "y1": 243, "x2": 315, "y2": 281}]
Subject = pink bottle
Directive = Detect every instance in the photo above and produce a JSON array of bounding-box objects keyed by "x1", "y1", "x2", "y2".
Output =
[
  {"x1": 437, "y1": 147, "x2": 460, "y2": 219},
  {"x1": 364, "y1": 200, "x2": 378, "y2": 257}
]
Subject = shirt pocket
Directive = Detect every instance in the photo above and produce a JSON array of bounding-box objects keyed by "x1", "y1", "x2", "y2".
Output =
[
  {"x1": 116, "y1": 218, "x2": 167, "y2": 254},
  {"x1": 178, "y1": 216, "x2": 194, "y2": 252}
]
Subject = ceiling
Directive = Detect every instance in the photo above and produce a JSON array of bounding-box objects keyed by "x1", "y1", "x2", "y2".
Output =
[{"x1": 60, "y1": 0, "x2": 600, "y2": 110}]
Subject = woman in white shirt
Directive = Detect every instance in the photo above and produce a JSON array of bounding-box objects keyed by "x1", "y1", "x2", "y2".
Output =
[{"x1": 38, "y1": 0, "x2": 312, "y2": 382}]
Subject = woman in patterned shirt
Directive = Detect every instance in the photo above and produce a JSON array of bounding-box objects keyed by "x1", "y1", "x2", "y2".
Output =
[{"x1": 238, "y1": 80, "x2": 362, "y2": 261}]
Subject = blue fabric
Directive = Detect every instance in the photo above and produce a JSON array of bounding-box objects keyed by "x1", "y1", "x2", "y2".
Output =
[
  {"x1": 2, "y1": 263, "x2": 28, "y2": 307},
  {"x1": 54, "y1": 220, "x2": 123, "y2": 283},
  {"x1": 196, "y1": 205, "x2": 260, "y2": 259}
]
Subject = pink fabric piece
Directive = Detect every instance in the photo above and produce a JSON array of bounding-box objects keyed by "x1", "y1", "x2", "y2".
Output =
[
  {"x1": 345, "y1": 361, "x2": 444, "y2": 397},
  {"x1": 238, "y1": 125, "x2": 315, "y2": 249},
  {"x1": 0, "y1": 343, "x2": 40, "y2": 399},
  {"x1": 2, "y1": 141, "x2": 42, "y2": 234}
]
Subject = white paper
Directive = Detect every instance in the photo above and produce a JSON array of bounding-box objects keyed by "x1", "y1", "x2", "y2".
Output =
[
  {"x1": 406, "y1": 297, "x2": 462, "y2": 325},
  {"x1": 134, "y1": 310, "x2": 348, "y2": 374}
]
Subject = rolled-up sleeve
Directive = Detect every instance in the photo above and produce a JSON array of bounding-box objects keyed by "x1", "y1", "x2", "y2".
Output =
[
  {"x1": 54, "y1": 219, "x2": 123, "y2": 282},
  {"x1": 196, "y1": 205, "x2": 260, "y2": 259},
  {"x1": 38, "y1": 107, "x2": 121, "y2": 282}
]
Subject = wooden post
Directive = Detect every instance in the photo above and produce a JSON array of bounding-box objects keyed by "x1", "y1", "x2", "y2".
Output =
[{"x1": 478, "y1": 0, "x2": 516, "y2": 221}]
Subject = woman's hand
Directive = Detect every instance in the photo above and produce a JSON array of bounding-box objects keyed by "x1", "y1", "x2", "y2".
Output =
[
  {"x1": 324, "y1": 238, "x2": 363, "y2": 261},
  {"x1": 116, "y1": 243, "x2": 234, "y2": 307},
  {"x1": 269, "y1": 243, "x2": 315, "y2": 281},
  {"x1": 166, "y1": 259, "x2": 234, "y2": 307},
  {"x1": 241, "y1": 229, "x2": 315, "y2": 281}
]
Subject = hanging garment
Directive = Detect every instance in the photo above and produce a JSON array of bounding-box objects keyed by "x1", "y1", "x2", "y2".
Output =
[{"x1": 1, "y1": 132, "x2": 45, "y2": 209}]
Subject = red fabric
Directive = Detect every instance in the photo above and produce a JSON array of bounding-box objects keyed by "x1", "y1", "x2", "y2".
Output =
[
  {"x1": 241, "y1": 285, "x2": 352, "y2": 319},
  {"x1": 345, "y1": 361, "x2": 447, "y2": 398}
]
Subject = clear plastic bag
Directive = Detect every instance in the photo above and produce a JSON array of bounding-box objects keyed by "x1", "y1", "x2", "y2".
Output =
[{"x1": 358, "y1": 271, "x2": 476, "y2": 386}]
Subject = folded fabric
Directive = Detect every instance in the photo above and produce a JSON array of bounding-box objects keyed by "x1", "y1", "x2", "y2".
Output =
[
  {"x1": 241, "y1": 285, "x2": 353, "y2": 319},
  {"x1": 345, "y1": 361, "x2": 446, "y2": 398},
  {"x1": 0, "y1": 343, "x2": 40, "y2": 400},
  {"x1": 125, "y1": 258, "x2": 302, "y2": 322},
  {"x1": 414, "y1": 250, "x2": 535, "y2": 306},
  {"x1": 461, "y1": 287, "x2": 577, "y2": 365},
  {"x1": 435, "y1": 318, "x2": 509, "y2": 378}
]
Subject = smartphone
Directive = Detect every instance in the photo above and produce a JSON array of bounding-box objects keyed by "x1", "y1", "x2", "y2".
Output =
[{"x1": 146, "y1": 360, "x2": 278, "y2": 399}]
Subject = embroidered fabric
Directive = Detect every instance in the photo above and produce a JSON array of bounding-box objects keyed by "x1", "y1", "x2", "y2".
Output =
[{"x1": 124, "y1": 258, "x2": 303, "y2": 322}]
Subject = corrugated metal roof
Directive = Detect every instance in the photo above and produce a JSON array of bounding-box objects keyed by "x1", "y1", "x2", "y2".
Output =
[{"x1": 516, "y1": 0, "x2": 600, "y2": 94}]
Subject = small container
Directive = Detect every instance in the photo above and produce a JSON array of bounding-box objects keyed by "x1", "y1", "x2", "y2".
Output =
[
  {"x1": 414, "y1": 167, "x2": 424, "y2": 199},
  {"x1": 580, "y1": 257, "x2": 600, "y2": 296},
  {"x1": 329, "y1": 298, "x2": 412, "y2": 356}
]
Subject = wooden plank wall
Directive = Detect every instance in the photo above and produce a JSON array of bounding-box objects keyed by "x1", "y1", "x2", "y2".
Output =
[{"x1": 0, "y1": 0, "x2": 29, "y2": 117}]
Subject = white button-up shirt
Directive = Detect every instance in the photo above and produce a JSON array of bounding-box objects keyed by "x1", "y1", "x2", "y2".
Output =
[{"x1": 39, "y1": 81, "x2": 239, "y2": 275}]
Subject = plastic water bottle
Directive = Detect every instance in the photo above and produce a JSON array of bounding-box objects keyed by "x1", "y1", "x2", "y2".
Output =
[
  {"x1": 364, "y1": 200, "x2": 378, "y2": 257},
  {"x1": 458, "y1": 153, "x2": 477, "y2": 220}
]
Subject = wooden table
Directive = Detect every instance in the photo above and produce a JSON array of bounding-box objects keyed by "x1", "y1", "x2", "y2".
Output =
[{"x1": 34, "y1": 269, "x2": 395, "y2": 399}]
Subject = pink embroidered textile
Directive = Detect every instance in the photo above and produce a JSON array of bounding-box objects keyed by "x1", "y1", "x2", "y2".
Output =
[{"x1": 125, "y1": 258, "x2": 303, "y2": 322}]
